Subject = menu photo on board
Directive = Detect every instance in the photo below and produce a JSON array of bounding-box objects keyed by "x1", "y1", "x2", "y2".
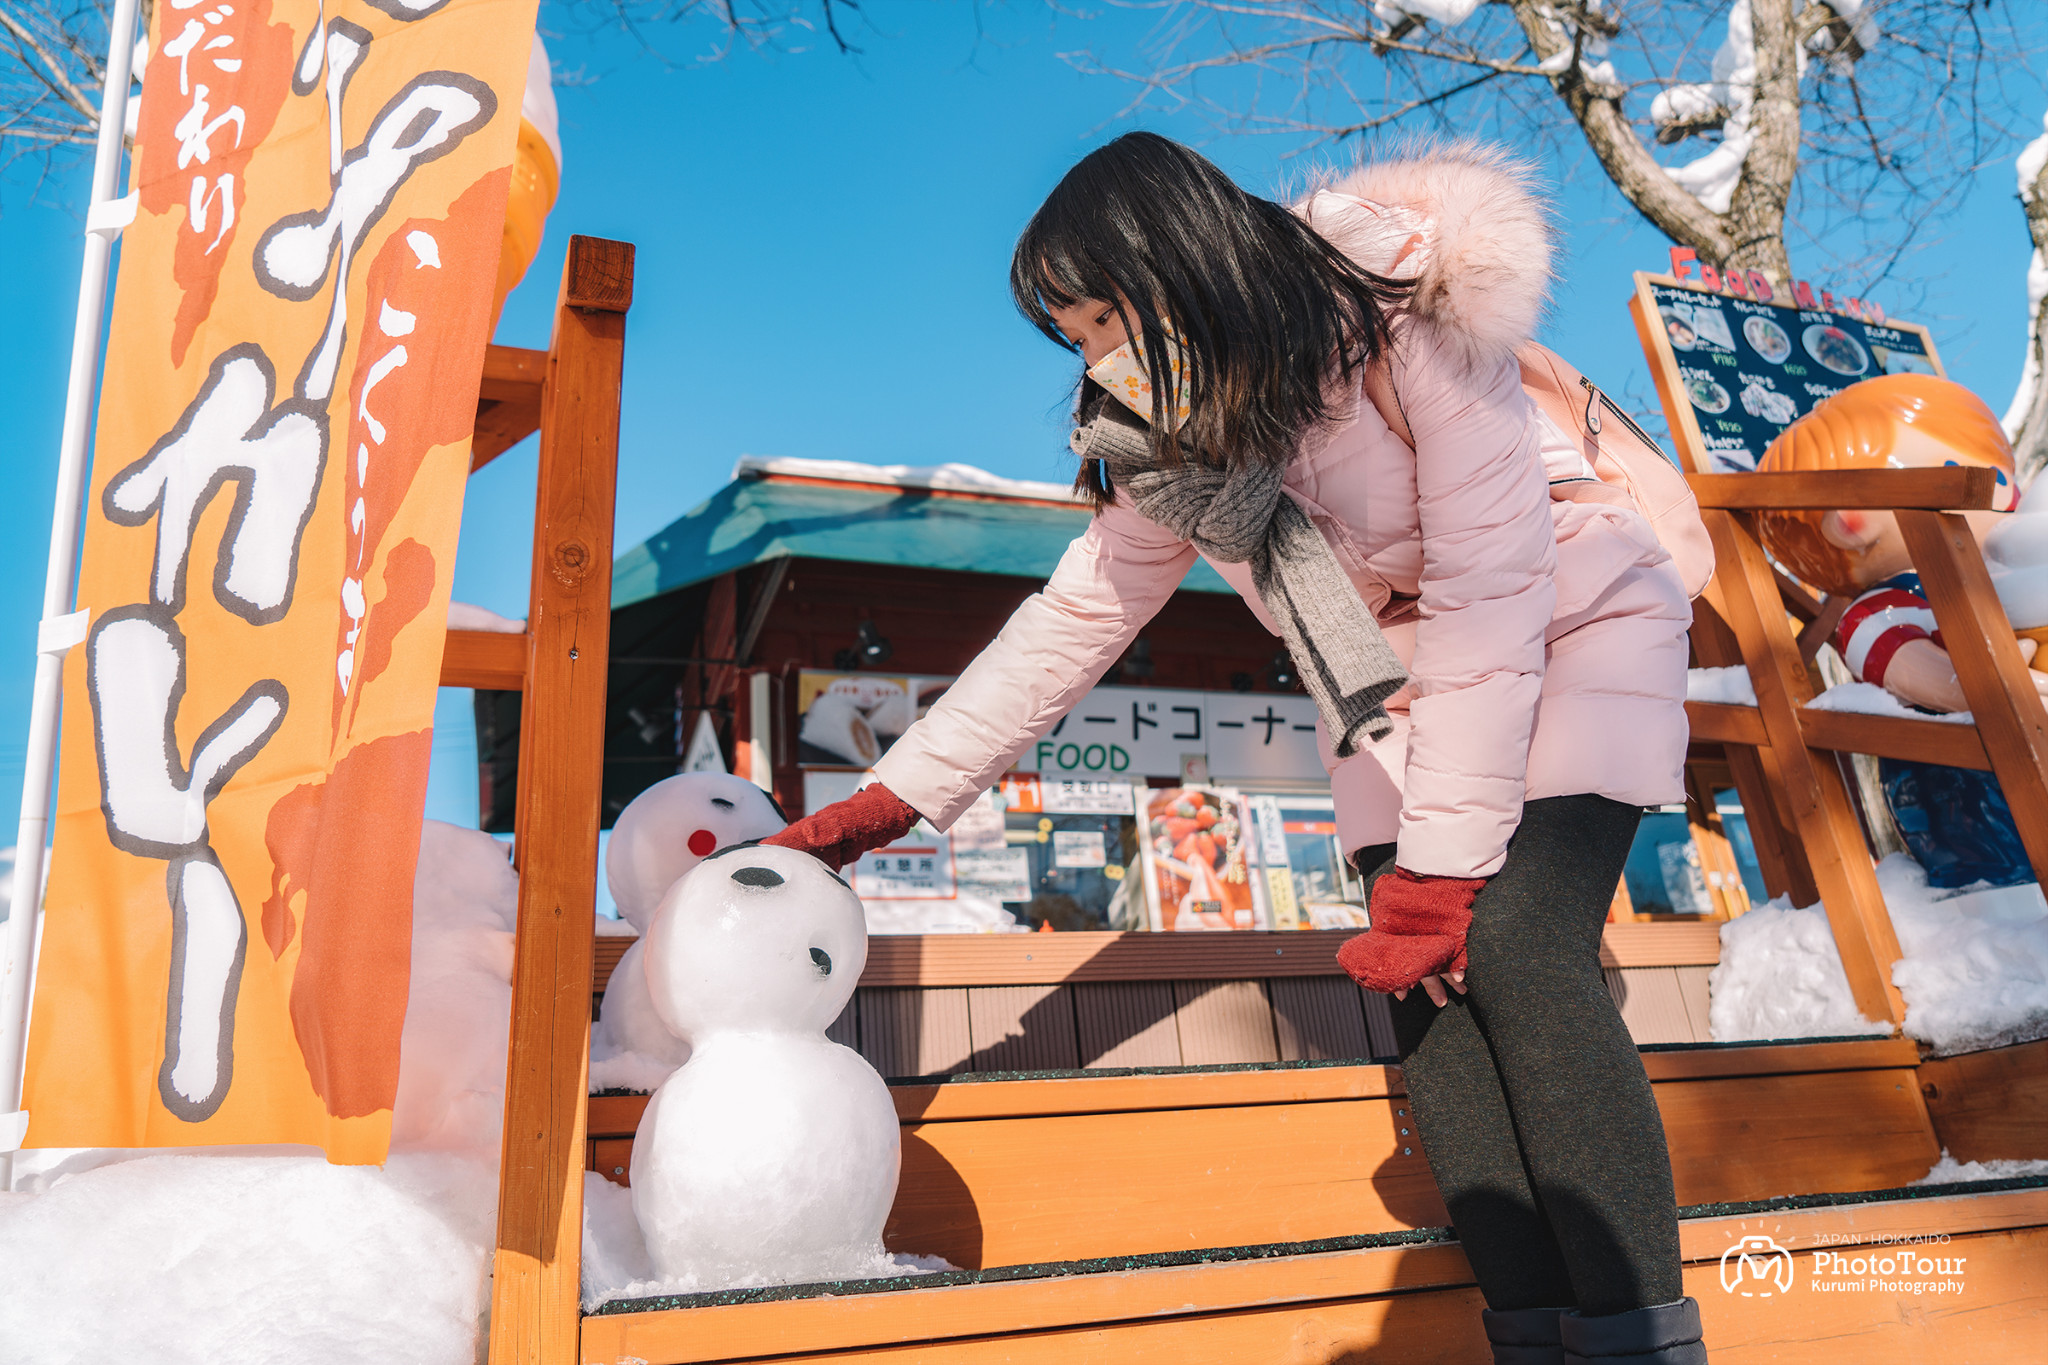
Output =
[{"x1": 1639, "y1": 276, "x2": 1942, "y2": 474}]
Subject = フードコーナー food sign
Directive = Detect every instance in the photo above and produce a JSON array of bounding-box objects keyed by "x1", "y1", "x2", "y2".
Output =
[{"x1": 23, "y1": 0, "x2": 539, "y2": 1164}]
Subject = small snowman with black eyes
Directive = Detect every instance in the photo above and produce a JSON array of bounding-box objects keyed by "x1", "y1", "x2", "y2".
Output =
[
  {"x1": 630, "y1": 843, "x2": 900, "y2": 1286},
  {"x1": 592, "y1": 773, "x2": 787, "y2": 1081}
]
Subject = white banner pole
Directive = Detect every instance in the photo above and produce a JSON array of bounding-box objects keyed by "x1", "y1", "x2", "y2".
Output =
[{"x1": 0, "y1": 0, "x2": 143, "y2": 1191}]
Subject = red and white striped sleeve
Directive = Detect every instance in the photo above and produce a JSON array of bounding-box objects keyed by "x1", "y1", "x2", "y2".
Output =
[{"x1": 1833, "y1": 581, "x2": 1940, "y2": 687}]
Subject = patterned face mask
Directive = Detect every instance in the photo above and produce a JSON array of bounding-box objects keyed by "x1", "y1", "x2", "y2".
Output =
[{"x1": 1085, "y1": 331, "x2": 1192, "y2": 429}]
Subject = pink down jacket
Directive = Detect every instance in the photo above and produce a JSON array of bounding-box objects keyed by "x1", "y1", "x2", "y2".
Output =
[{"x1": 873, "y1": 146, "x2": 1692, "y2": 878}]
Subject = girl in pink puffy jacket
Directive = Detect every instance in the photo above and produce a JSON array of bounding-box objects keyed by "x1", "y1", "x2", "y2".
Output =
[{"x1": 772, "y1": 133, "x2": 1706, "y2": 1365}]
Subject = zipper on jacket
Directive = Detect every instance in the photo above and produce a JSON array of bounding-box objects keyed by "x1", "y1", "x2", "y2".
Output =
[{"x1": 1578, "y1": 376, "x2": 1671, "y2": 458}]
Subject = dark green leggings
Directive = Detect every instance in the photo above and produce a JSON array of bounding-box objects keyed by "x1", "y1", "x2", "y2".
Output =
[{"x1": 1354, "y1": 794, "x2": 1684, "y2": 1316}]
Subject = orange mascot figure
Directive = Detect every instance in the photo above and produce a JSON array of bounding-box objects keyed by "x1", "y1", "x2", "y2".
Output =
[{"x1": 1755, "y1": 374, "x2": 2043, "y2": 887}]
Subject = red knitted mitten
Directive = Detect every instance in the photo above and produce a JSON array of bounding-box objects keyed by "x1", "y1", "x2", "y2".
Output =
[
  {"x1": 1337, "y1": 868, "x2": 1487, "y2": 993},
  {"x1": 762, "y1": 782, "x2": 923, "y2": 872}
]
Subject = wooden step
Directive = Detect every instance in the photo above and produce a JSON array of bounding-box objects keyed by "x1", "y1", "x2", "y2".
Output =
[
  {"x1": 580, "y1": 1179, "x2": 2048, "y2": 1364},
  {"x1": 589, "y1": 1039, "x2": 1937, "y2": 1272}
]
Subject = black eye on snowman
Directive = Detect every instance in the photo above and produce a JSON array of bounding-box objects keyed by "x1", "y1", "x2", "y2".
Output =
[
  {"x1": 730, "y1": 866, "x2": 784, "y2": 888},
  {"x1": 810, "y1": 947, "x2": 832, "y2": 976},
  {"x1": 711, "y1": 797, "x2": 734, "y2": 809}
]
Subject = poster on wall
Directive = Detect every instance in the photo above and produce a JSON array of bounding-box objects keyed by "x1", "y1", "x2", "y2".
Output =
[
  {"x1": 24, "y1": 0, "x2": 539, "y2": 1164},
  {"x1": 796, "y1": 670, "x2": 955, "y2": 767},
  {"x1": 1138, "y1": 786, "x2": 1264, "y2": 932},
  {"x1": 1635, "y1": 274, "x2": 1945, "y2": 474}
]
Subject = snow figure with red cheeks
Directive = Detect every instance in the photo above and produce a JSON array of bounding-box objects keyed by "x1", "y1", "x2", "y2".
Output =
[
  {"x1": 591, "y1": 773, "x2": 786, "y2": 1078},
  {"x1": 1754, "y1": 373, "x2": 2045, "y2": 888},
  {"x1": 631, "y1": 844, "x2": 900, "y2": 1286}
]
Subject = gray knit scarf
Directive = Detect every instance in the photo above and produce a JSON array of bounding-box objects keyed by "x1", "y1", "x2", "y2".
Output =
[{"x1": 1073, "y1": 394, "x2": 1408, "y2": 757}]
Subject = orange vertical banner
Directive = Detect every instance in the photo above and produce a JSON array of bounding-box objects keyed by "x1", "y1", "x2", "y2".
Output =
[{"x1": 23, "y1": 0, "x2": 539, "y2": 1163}]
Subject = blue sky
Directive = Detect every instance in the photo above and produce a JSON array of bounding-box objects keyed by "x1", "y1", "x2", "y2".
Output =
[{"x1": 1, "y1": 0, "x2": 2043, "y2": 842}]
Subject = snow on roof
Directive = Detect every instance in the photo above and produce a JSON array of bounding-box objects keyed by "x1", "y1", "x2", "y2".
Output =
[{"x1": 732, "y1": 455, "x2": 1083, "y2": 505}]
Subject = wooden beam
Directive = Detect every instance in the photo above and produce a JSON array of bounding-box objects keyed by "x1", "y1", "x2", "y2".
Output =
[
  {"x1": 583, "y1": 923, "x2": 1724, "y2": 996},
  {"x1": 1795, "y1": 593, "x2": 1851, "y2": 667},
  {"x1": 1701, "y1": 508, "x2": 1905, "y2": 1024},
  {"x1": 1897, "y1": 510, "x2": 2048, "y2": 887},
  {"x1": 1799, "y1": 708, "x2": 1991, "y2": 770},
  {"x1": 1688, "y1": 466, "x2": 1998, "y2": 511},
  {"x1": 842, "y1": 923, "x2": 1726, "y2": 988},
  {"x1": 489, "y1": 237, "x2": 633, "y2": 1365},
  {"x1": 1919, "y1": 1037, "x2": 2048, "y2": 1162},
  {"x1": 441, "y1": 628, "x2": 530, "y2": 690},
  {"x1": 1688, "y1": 596, "x2": 1819, "y2": 905},
  {"x1": 472, "y1": 344, "x2": 549, "y2": 471},
  {"x1": 1685, "y1": 766, "x2": 1750, "y2": 919},
  {"x1": 1685, "y1": 701, "x2": 1768, "y2": 746}
]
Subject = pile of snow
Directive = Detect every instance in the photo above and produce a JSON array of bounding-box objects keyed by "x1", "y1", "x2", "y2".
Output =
[
  {"x1": 1805, "y1": 681, "x2": 1971, "y2": 724},
  {"x1": 1, "y1": 1152, "x2": 497, "y2": 1363},
  {"x1": 1686, "y1": 665, "x2": 1757, "y2": 706},
  {"x1": 1878, "y1": 854, "x2": 2048, "y2": 1055},
  {"x1": 1, "y1": 820, "x2": 517, "y2": 1363},
  {"x1": 1710, "y1": 853, "x2": 2048, "y2": 1055},
  {"x1": 1708, "y1": 896, "x2": 1893, "y2": 1042},
  {"x1": 1912, "y1": 1150, "x2": 2048, "y2": 1186}
]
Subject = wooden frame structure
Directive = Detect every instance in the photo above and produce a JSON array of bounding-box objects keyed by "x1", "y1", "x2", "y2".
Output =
[
  {"x1": 1632, "y1": 273, "x2": 2048, "y2": 1025},
  {"x1": 436, "y1": 255, "x2": 2047, "y2": 1364},
  {"x1": 436, "y1": 234, "x2": 634, "y2": 1365}
]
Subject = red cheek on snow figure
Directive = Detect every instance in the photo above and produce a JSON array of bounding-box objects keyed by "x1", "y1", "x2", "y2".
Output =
[{"x1": 688, "y1": 829, "x2": 718, "y2": 857}]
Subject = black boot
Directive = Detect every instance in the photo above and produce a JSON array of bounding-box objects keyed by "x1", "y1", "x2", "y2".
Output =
[
  {"x1": 1559, "y1": 1296, "x2": 1707, "y2": 1363},
  {"x1": 1481, "y1": 1305, "x2": 1568, "y2": 1365}
]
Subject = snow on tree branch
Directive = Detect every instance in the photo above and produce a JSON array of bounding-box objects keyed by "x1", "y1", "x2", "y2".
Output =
[{"x1": 1073, "y1": 0, "x2": 2015, "y2": 289}]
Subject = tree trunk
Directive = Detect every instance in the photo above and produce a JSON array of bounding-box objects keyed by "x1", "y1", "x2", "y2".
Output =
[
  {"x1": 2012, "y1": 146, "x2": 2048, "y2": 488},
  {"x1": 1725, "y1": 0, "x2": 1800, "y2": 280},
  {"x1": 1506, "y1": 0, "x2": 1796, "y2": 279}
]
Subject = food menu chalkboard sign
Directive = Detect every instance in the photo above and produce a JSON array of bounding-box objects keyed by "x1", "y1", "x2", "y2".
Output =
[{"x1": 1631, "y1": 273, "x2": 1946, "y2": 475}]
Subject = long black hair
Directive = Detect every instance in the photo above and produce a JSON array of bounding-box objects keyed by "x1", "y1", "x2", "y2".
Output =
[{"x1": 1011, "y1": 132, "x2": 1408, "y2": 506}]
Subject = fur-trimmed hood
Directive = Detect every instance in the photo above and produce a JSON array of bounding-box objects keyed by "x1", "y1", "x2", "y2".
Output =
[{"x1": 1297, "y1": 143, "x2": 1554, "y2": 372}]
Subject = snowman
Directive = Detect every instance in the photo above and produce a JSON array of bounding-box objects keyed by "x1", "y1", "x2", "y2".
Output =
[
  {"x1": 591, "y1": 773, "x2": 787, "y2": 1079},
  {"x1": 631, "y1": 843, "x2": 900, "y2": 1285}
]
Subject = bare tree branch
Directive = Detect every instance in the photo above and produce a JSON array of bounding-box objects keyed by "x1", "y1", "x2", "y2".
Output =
[
  {"x1": 1068, "y1": 0, "x2": 2019, "y2": 296},
  {"x1": 0, "y1": 0, "x2": 102, "y2": 125}
]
